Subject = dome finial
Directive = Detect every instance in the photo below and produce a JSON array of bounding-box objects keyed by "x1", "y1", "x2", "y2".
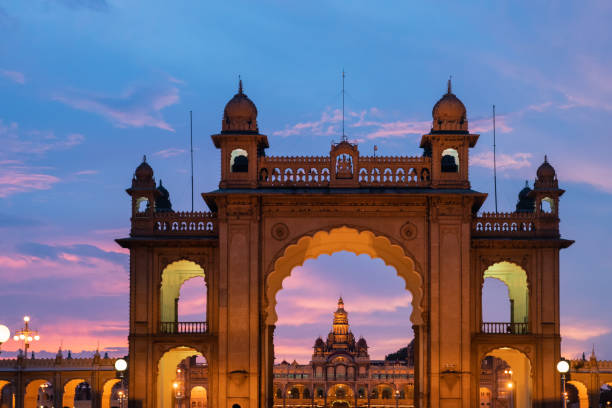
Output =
[
  {"x1": 142, "y1": 155, "x2": 147, "y2": 163},
  {"x1": 544, "y1": 154, "x2": 548, "y2": 163},
  {"x1": 447, "y1": 76, "x2": 452, "y2": 94},
  {"x1": 238, "y1": 75, "x2": 243, "y2": 94}
]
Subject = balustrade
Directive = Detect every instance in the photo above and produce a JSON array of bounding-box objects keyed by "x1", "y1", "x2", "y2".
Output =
[
  {"x1": 151, "y1": 211, "x2": 217, "y2": 236},
  {"x1": 160, "y1": 321, "x2": 208, "y2": 334},
  {"x1": 473, "y1": 212, "x2": 537, "y2": 237},
  {"x1": 481, "y1": 322, "x2": 528, "y2": 335},
  {"x1": 257, "y1": 155, "x2": 431, "y2": 187}
]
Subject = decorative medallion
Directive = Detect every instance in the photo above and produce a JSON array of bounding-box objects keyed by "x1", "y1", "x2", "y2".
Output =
[
  {"x1": 271, "y1": 223, "x2": 289, "y2": 241},
  {"x1": 400, "y1": 221, "x2": 417, "y2": 240}
]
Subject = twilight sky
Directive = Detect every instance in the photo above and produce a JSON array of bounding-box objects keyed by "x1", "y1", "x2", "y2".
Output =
[{"x1": 1, "y1": 1, "x2": 611, "y2": 362}]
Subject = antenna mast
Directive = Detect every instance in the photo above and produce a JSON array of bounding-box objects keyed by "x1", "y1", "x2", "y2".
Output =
[
  {"x1": 190, "y1": 110, "x2": 194, "y2": 212},
  {"x1": 493, "y1": 105, "x2": 498, "y2": 213},
  {"x1": 342, "y1": 69, "x2": 346, "y2": 142}
]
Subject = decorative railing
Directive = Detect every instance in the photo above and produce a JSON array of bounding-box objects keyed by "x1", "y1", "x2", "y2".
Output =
[
  {"x1": 473, "y1": 212, "x2": 537, "y2": 237},
  {"x1": 257, "y1": 155, "x2": 431, "y2": 188},
  {"x1": 151, "y1": 211, "x2": 217, "y2": 236},
  {"x1": 160, "y1": 321, "x2": 208, "y2": 334},
  {"x1": 481, "y1": 322, "x2": 529, "y2": 335}
]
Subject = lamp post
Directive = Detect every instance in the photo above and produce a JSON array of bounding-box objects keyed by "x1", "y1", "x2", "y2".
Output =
[
  {"x1": 13, "y1": 316, "x2": 40, "y2": 355},
  {"x1": 0, "y1": 325, "x2": 10, "y2": 355},
  {"x1": 504, "y1": 369, "x2": 514, "y2": 408},
  {"x1": 395, "y1": 389, "x2": 400, "y2": 408},
  {"x1": 115, "y1": 358, "x2": 128, "y2": 408},
  {"x1": 173, "y1": 381, "x2": 184, "y2": 408},
  {"x1": 557, "y1": 360, "x2": 570, "y2": 408}
]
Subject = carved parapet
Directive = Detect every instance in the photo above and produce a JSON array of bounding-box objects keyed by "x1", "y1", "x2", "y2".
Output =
[
  {"x1": 472, "y1": 211, "x2": 560, "y2": 238},
  {"x1": 257, "y1": 154, "x2": 431, "y2": 188},
  {"x1": 131, "y1": 211, "x2": 218, "y2": 237}
]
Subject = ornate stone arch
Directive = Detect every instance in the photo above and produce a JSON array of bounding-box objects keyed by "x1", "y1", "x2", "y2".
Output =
[{"x1": 264, "y1": 226, "x2": 424, "y2": 326}]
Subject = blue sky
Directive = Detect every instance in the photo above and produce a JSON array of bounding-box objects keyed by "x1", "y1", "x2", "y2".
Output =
[{"x1": 0, "y1": 1, "x2": 611, "y2": 361}]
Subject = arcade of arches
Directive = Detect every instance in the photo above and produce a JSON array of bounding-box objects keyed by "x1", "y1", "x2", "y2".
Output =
[{"x1": 116, "y1": 79, "x2": 575, "y2": 407}]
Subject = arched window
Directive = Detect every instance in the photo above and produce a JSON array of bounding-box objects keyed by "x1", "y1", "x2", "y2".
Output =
[
  {"x1": 357, "y1": 388, "x2": 366, "y2": 398},
  {"x1": 381, "y1": 388, "x2": 392, "y2": 399},
  {"x1": 441, "y1": 148, "x2": 459, "y2": 173},
  {"x1": 303, "y1": 388, "x2": 311, "y2": 399},
  {"x1": 160, "y1": 260, "x2": 207, "y2": 333},
  {"x1": 136, "y1": 197, "x2": 149, "y2": 213},
  {"x1": 481, "y1": 262, "x2": 529, "y2": 333},
  {"x1": 316, "y1": 388, "x2": 324, "y2": 398},
  {"x1": 290, "y1": 387, "x2": 300, "y2": 399},
  {"x1": 276, "y1": 389, "x2": 283, "y2": 399},
  {"x1": 371, "y1": 389, "x2": 378, "y2": 399},
  {"x1": 336, "y1": 365, "x2": 346, "y2": 378},
  {"x1": 541, "y1": 197, "x2": 555, "y2": 213},
  {"x1": 230, "y1": 149, "x2": 248, "y2": 172}
]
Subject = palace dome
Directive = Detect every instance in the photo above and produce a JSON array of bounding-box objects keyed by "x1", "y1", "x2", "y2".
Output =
[
  {"x1": 432, "y1": 79, "x2": 468, "y2": 132},
  {"x1": 222, "y1": 79, "x2": 258, "y2": 133},
  {"x1": 536, "y1": 157, "x2": 556, "y2": 181},
  {"x1": 135, "y1": 156, "x2": 153, "y2": 181}
]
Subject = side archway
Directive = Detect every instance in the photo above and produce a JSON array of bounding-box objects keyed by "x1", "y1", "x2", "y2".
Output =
[
  {"x1": 157, "y1": 346, "x2": 204, "y2": 408},
  {"x1": 265, "y1": 226, "x2": 423, "y2": 326},
  {"x1": 101, "y1": 379, "x2": 121, "y2": 408},
  {"x1": 63, "y1": 378, "x2": 87, "y2": 407},
  {"x1": 567, "y1": 380, "x2": 588, "y2": 408},
  {"x1": 190, "y1": 385, "x2": 207, "y2": 408},
  {"x1": 160, "y1": 260, "x2": 206, "y2": 324},
  {"x1": 485, "y1": 347, "x2": 532, "y2": 408},
  {"x1": 24, "y1": 379, "x2": 51, "y2": 408},
  {"x1": 482, "y1": 262, "x2": 529, "y2": 328}
]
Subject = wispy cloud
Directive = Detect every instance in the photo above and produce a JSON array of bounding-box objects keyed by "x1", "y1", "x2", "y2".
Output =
[
  {"x1": 471, "y1": 151, "x2": 533, "y2": 170},
  {"x1": 0, "y1": 69, "x2": 25, "y2": 84},
  {"x1": 0, "y1": 162, "x2": 60, "y2": 197},
  {"x1": 0, "y1": 119, "x2": 85, "y2": 156},
  {"x1": 154, "y1": 148, "x2": 186, "y2": 158},
  {"x1": 562, "y1": 321, "x2": 611, "y2": 341},
  {"x1": 273, "y1": 108, "x2": 342, "y2": 137},
  {"x1": 74, "y1": 169, "x2": 99, "y2": 175},
  {"x1": 53, "y1": 83, "x2": 180, "y2": 131}
]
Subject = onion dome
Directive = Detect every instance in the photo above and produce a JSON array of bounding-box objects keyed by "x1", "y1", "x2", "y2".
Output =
[
  {"x1": 515, "y1": 181, "x2": 535, "y2": 213},
  {"x1": 314, "y1": 337, "x2": 325, "y2": 348},
  {"x1": 432, "y1": 79, "x2": 468, "y2": 132},
  {"x1": 222, "y1": 79, "x2": 258, "y2": 133},
  {"x1": 534, "y1": 155, "x2": 558, "y2": 189},
  {"x1": 135, "y1": 155, "x2": 154, "y2": 181},
  {"x1": 155, "y1": 180, "x2": 173, "y2": 213}
]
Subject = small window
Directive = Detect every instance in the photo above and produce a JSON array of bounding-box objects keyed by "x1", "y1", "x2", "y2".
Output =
[
  {"x1": 136, "y1": 197, "x2": 149, "y2": 213},
  {"x1": 230, "y1": 149, "x2": 249, "y2": 172},
  {"x1": 441, "y1": 148, "x2": 459, "y2": 173},
  {"x1": 541, "y1": 197, "x2": 555, "y2": 213}
]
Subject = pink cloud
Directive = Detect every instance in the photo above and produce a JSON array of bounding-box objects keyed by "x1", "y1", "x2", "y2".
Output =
[
  {"x1": 0, "y1": 69, "x2": 25, "y2": 84},
  {"x1": 0, "y1": 120, "x2": 85, "y2": 155},
  {"x1": 74, "y1": 169, "x2": 99, "y2": 175},
  {"x1": 53, "y1": 84, "x2": 179, "y2": 131},
  {"x1": 154, "y1": 148, "x2": 186, "y2": 158},
  {"x1": 273, "y1": 108, "x2": 342, "y2": 137},
  {"x1": 0, "y1": 165, "x2": 60, "y2": 197},
  {"x1": 557, "y1": 159, "x2": 612, "y2": 193},
  {"x1": 562, "y1": 321, "x2": 611, "y2": 341},
  {"x1": 470, "y1": 151, "x2": 533, "y2": 170}
]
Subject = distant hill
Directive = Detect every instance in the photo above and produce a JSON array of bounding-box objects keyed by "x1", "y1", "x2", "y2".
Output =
[{"x1": 385, "y1": 339, "x2": 415, "y2": 366}]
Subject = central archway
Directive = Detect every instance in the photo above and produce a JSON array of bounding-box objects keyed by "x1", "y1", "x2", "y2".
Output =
[{"x1": 265, "y1": 226, "x2": 423, "y2": 326}]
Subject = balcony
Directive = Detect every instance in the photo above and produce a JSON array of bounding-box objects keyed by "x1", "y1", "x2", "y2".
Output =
[
  {"x1": 481, "y1": 322, "x2": 528, "y2": 335},
  {"x1": 160, "y1": 321, "x2": 208, "y2": 334}
]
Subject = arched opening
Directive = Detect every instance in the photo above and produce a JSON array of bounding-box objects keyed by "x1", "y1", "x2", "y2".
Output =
[
  {"x1": 62, "y1": 378, "x2": 87, "y2": 408},
  {"x1": 481, "y1": 262, "x2": 529, "y2": 334},
  {"x1": 190, "y1": 385, "x2": 207, "y2": 408},
  {"x1": 160, "y1": 260, "x2": 207, "y2": 334},
  {"x1": 24, "y1": 380, "x2": 50, "y2": 408},
  {"x1": 268, "y1": 227, "x2": 421, "y2": 408},
  {"x1": 541, "y1": 197, "x2": 555, "y2": 213},
  {"x1": 230, "y1": 148, "x2": 249, "y2": 172},
  {"x1": 441, "y1": 148, "x2": 459, "y2": 173},
  {"x1": 566, "y1": 380, "x2": 588, "y2": 408},
  {"x1": 101, "y1": 379, "x2": 121, "y2": 408},
  {"x1": 0, "y1": 381, "x2": 12, "y2": 408},
  {"x1": 136, "y1": 197, "x2": 149, "y2": 213},
  {"x1": 157, "y1": 346, "x2": 206, "y2": 408},
  {"x1": 480, "y1": 347, "x2": 532, "y2": 408}
]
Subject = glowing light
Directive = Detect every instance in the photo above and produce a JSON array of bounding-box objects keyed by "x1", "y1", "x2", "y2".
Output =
[
  {"x1": 507, "y1": 382, "x2": 513, "y2": 389},
  {"x1": 0, "y1": 325, "x2": 10, "y2": 343},
  {"x1": 23, "y1": 316, "x2": 30, "y2": 322},
  {"x1": 115, "y1": 358, "x2": 128, "y2": 372},
  {"x1": 34, "y1": 335, "x2": 40, "y2": 341},
  {"x1": 557, "y1": 360, "x2": 570, "y2": 374},
  {"x1": 19, "y1": 334, "x2": 25, "y2": 340},
  {"x1": 173, "y1": 382, "x2": 179, "y2": 389},
  {"x1": 26, "y1": 336, "x2": 32, "y2": 342},
  {"x1": 13, "y1": 336, "x2": 18, "y2": 341}
]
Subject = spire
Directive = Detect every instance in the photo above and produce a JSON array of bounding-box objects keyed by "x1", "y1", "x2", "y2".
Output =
[
  {"x1": 338, "y1": 296, "x2": 344, "y2": 309},
  {"x1": 544, "y1": 154, "x2": 548, "y2": 163},
  {"x1": 238, "y1": 75, "x2": 243, "y2": 95},
  {"x1": 447, "y1": 76, "x2": 452, "y2": 94},
  {"x1": 591, "y1": 344, "x2": 597, "y2": 360},
  {"x1": 142, "y1": 155, "x2": 147, "y2": 163}
]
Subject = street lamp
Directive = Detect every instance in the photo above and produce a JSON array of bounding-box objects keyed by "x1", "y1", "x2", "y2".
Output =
[
  {"x1": 115, "y1": 358, "x2": 128, "y2": 408},
  {"x1": 395, "y1": 389, "x2": 400, "y2": 408},
  {"x1": 0, "y1": 325, "x2": 10, "y2": 355},
  {"x1": 173, "y1": 381, "x2": 184, "y2": 408},
  {"x1": 13, "y1": 316, "x2": 40, "y2": 355},
  {"x1": 557, "y1": 360, "x2": 570, "y2": 408}
]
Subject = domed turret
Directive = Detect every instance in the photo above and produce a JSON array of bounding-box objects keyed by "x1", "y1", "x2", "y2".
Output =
[
  {"x1": 432, "y1": 79, "x2": 468, "y2": 132},
  {"x1": 222, "y1": 79, "x2": 258, "y2": 134},
  {"x1": 535, "y1": 155, "x2": 558, "y2": 189},
  {"x1": 357, "y1": 337, "x2": 368, "y2": 350},
  {"x1": 516, "y1": 181, "x2": 535, "y2": 213},
  {"x1": 135, "y1": 155, "x2": 154, "y2": 181},
  {"x1": 155, "y1": 180, "x2": 173, "y2": 213}
]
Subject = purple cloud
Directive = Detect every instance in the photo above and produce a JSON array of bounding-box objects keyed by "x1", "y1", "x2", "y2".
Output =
[
  {"x1": 0, "y1": 69, "x2": 25, "y2": 84},
  {"x1": 0, "y1": 162, "x2": 60, "y2": 197},
  {"x1": 53, "y1": 84, "x2": 180, "y2": 131}
]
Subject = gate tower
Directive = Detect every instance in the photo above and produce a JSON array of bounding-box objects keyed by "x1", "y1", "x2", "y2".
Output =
[{"x1": 117, "y1": 79, "x2": 573, "y2": 408}]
